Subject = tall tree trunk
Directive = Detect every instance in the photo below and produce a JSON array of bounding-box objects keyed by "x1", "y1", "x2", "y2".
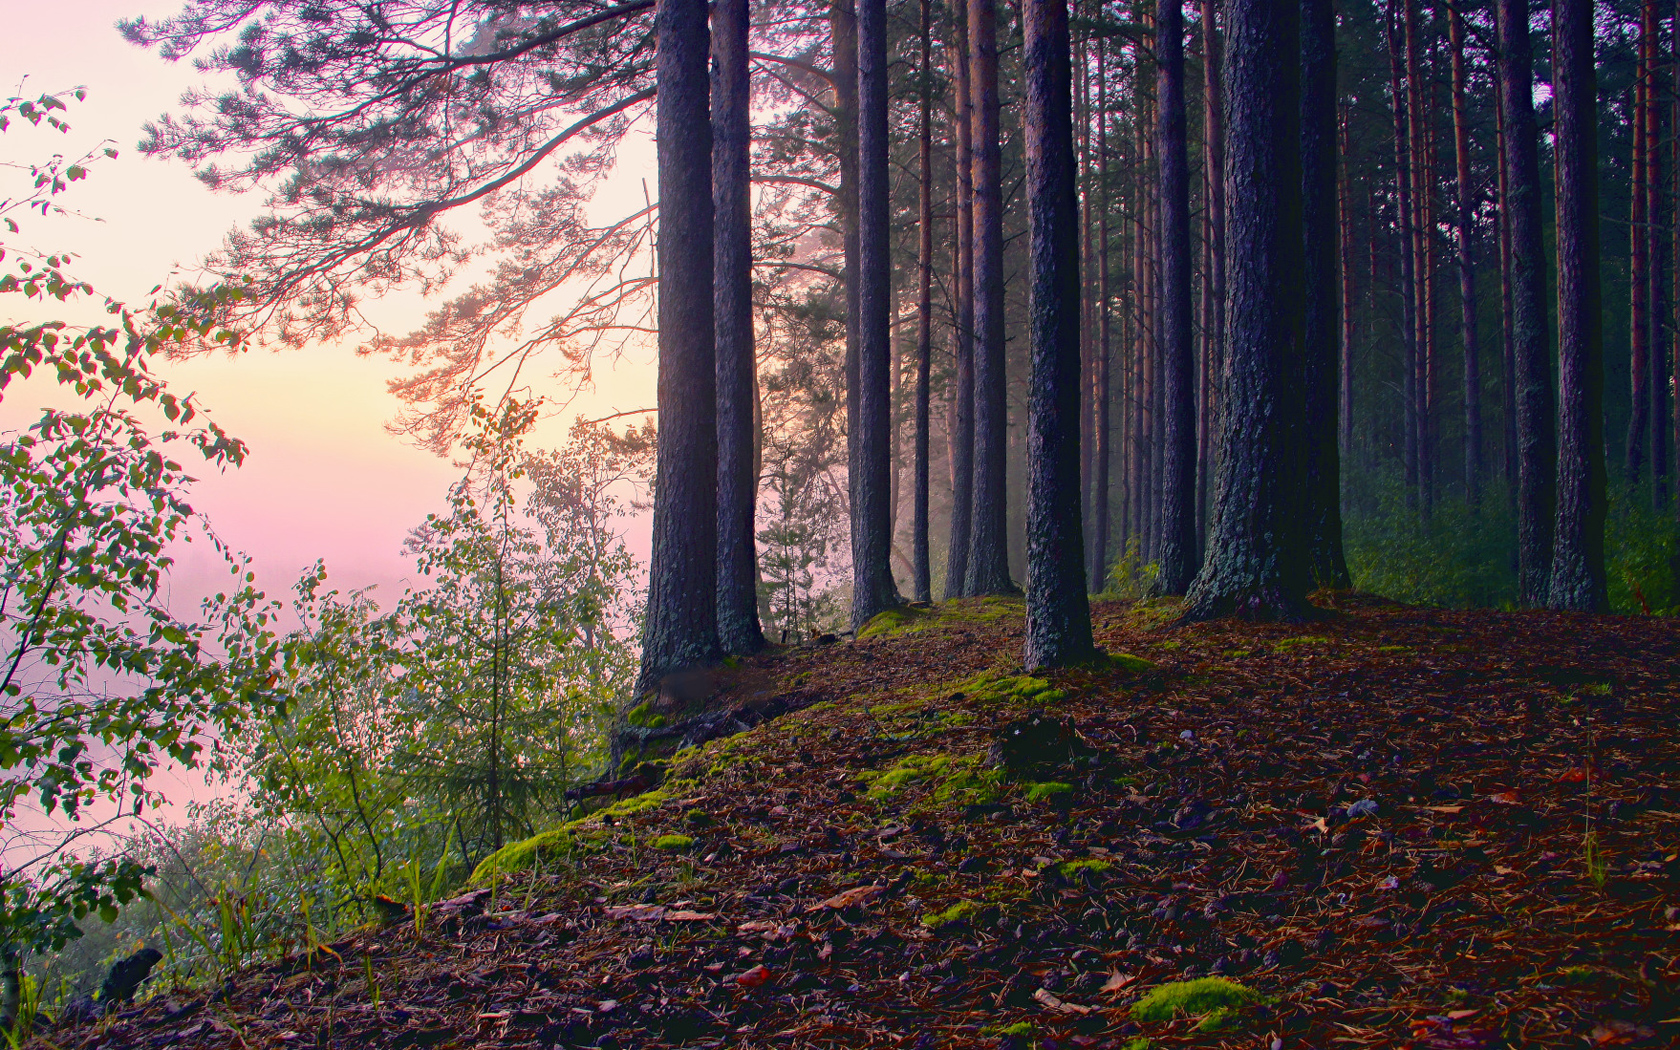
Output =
[
  {"x1": 1547, "y1": 0, "x2": 1608, "y2": 612},
  {"x1": 1301, "y1": 0, "x2": 1350, "y2": 589},
  {"x1": 913, "y1": 0, "x2": 934, "y2": 603},
  {"x1": 1092, "y1": 32, "x2": 1112, "y2": 589},
  {"x1": 833, "y1": 0, "x2": 862, "y2": 590},
  {"x1": 851, "y1": 0, "x2": 902, "y2": 629},
  {"x1": 1388, "y1": 2, "x2": 1420, "y2": 509},
  {"x1": 1200, "y1": 0, "x2": 1225, "y2": 549},
  {"x1": 713, "y1": 0, "x2": 765, "y2": 656},
  {"x1": 1405, "y1": 0, "x2": 1433, "y2": 516},
  {"x1": 640, "y1": 0, "x2": 721, "y2": 691},
  {"x1": 966, "y1": 0, "x2": 1015, "y2": 594},
  {"x1": 1650, "y1": 0, "x2": 1670, "y2": 508},
  {"x1": 1180, "y1": 0, "x2": 1310, "y2": 623},
  {"x1": 1078, "y1": 7, "x2": 1095, "y2": 558},
  {"x1": 1628, "y1": 7, "x2": 1651, "y2": 488},
  {"x1": 945, "y1": 0, "x2": 976, "y2": 598},
  {"x1": 1447, "y1": 2, "x2": 1482, "y2": 508},
  {"x1": 1496, "y1": 72, "x2": 1518, "y2": 506},
  {"x1": 1023, "y1": 0, "x2": 1096, "y2": 668},
  {"x1": 1496, "y1": 0, "x2": 1555, "y2": 605},
  {"x1": 1338, "y1": 105, "x2": 1356, "y2": 463},
  {"x1": 1153, "y1": 0, "x2": 1197, "y2": 594}
]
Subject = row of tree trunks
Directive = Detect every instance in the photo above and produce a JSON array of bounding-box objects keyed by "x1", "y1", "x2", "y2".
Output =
[
  {"x1": 1301, "y1": 0, "x2": 1349, "y2": 590},
  {"x1": 1547, "y1": 0, "x2": 1608, "y2": 612},
  {"x1": 1022, "y1": 0, "x2": 1095, "y2": 667},
  {"x1": 966, "y1": 0, "x2": 1014, "y2": 596},
  {"x1": 1497, "y1": 0, "x2": 1556, "y2": 608},
  {"x1": 912, "y1": 0, "x2": 934, "y2": 605},
  {"x1": 944, "y1": 0, "x2": 975, "y2": 600},
  {"x1": 1152, "y1": 0, "x2": 1196, "y2": 596},
  {"x1": 1447, "y1": 2, "x2": 1482, "y2": 510},
  {"x1": 713, "y1": 0, "x2": 765, "y2": 655}
]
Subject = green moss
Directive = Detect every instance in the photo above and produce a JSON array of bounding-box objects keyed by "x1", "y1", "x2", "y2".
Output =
[
  {"x1": 1022, "y1": 781, "x2": 1073, "y2": 803},
  {"x1": 626, "y1": 701, "x2": 667, "y2": 729},
  {"x1": 1273, "y1": 636, "x2": 1332, "y2": 652},
  {"x1": 956, "y1": 671, "x2": 1068, "y2": 708},
  {"x1": 1376, "y1": 644, "x2": 1411, "y2": 653},
  {"x1": 1097, "y1": 651, "x2": 1158, "y2": 672},
  {"x1": 1130, "y1": 978, "x2": 1265, "y2": 1026},
  {"x1": 650, "y1": 834, "x2": 695, "y2": 851},
  {"x1": 857, "y1": 605, "x2": 936, "y2": 639},
  {"x1": 1120, "y1": 1040, "x2": 1152, "y2": 1050},
  {"x1": 683, "y1": 809, "x2": 714, "y2": 828},
  {"x1": 981, "y1": 1022, "x2": 1035, "y2": 1038},
  {"x1": 466, "y1": 786, "x2": 677, "y2": 886},
  {"x1": 862, "y1": 753, "x2": 955, "y2": 796},
  {"x1": 1055, "y1": 858, "x2": 1113, "y2": 878},
  {"x1": 921, "y1": 900, "x2": 978, "y2": 928},
  {"x1": 468, "y1": 827, "x2": 578, "y2": 885},
  {"x1": 1222, "y1": 649, "x2": 1252, "y2": 658}
]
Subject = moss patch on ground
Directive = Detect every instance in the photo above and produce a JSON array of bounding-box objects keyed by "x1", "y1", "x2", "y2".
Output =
[
  {"x1": 1130, "y1": 977, "x2": 1266, "y2": 1032},
  {"x1": 857, "y1": 752, "x2": 1003, "y2": 810}
]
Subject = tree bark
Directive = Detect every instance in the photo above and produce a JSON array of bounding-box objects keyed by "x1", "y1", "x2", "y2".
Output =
[
  {"x1": 1153, "y1": 0, "x2": 1197, "y2": 594},
  {"x1": 1387, "y1": 2, "x2": 1420, "y2": 510},
  {"x1": 1301, "y1": 0, "x2": 1350, "y2": 589},
  {"x1": 1091, "y1": 32, "x2": 1112, "y2": 590},
  {"x1": 1496, "y1": 70, "x2": 1518, "y2": 505},
  {"x1": 640, "y1": 0, "x2": 722, "y2": 691},
  {"x1": 944, "y1": 0, "x2": 976, "y2": 598},
  {"x1": 1338, "y1": 105, "x2": 1356, "y2": 463},
  {"x1": 1650, "y1": 0, "x2": 1669, "y2": 509},
  {"x1": 1447, "y1": 2, "x2": 1482, "y2": 508},
  {"x1": 1179, "y1": 0, "x2": 1310, "y2": 623},
  {"x1": 1200, "y1": 0, "x2": 1225, "y2": 550},
  {"x1": 1496, "y1": 0, "x2": 1555, "y2": 605},
  {"x1": 1546, "y1": 0, "x2": 1608, "y2": 612},
  {"x1": 1629, "y1": 5, "x2": 1651, "y2": 488},
  {"x1": 851, "y1": 0, "x2": 902, "y2": 630},
  {"x1": 1023, "y1": 0, "x2": 1096, "y2": 668},
  {"x1": 713, "y1": 0, "x2": 765, "y2": 656},
  {"x1": 1405, "y1": 0, "x2": 1433, "y2": 516},
  {"x1": 966, "y1": 0, "x2": 1015, "y2": 594},
  {"x1": 913, "y1": 0, "x2": 934, "y2": 603}
]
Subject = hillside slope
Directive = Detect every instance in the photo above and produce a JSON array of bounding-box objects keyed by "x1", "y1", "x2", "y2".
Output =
[{"x1": 44, "y1": 596, "x2": 1680, "y2": 1049}]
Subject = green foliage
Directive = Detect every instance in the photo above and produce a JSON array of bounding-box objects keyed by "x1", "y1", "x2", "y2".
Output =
[
  {"x1": 0, "y1": 88, "x2": 280, "y2": 985},
  {"x1": 1344, "y1": 480, "x2": 1516, "y2": 608},
  {"x1": 919, "y1": 900, "x2": 975, "y2": 928},
  {"x1": 1346, "y1": 476, "x2": 1680, "y2": 614},
  {"x1": 1022, "y1": 781, "x2": 1073, "y2": 803},
  {"x1": 1130, "y1": 978, "x2": 1265, "y2": 1029},
  {"x1": 1100, "y1": 537, "x2": 1160, "y2": 600},
  {"x1": 231, "y1": 406, "x2": 643, "y2": 919}
]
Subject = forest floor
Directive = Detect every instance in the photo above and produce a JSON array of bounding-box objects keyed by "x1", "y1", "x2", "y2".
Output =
[{"x1": 43, "y1": 594, "x2": 1680, "y2": 1050}]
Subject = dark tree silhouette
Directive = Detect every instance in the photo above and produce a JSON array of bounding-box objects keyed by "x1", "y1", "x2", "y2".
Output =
[
  {"x1": 1199, "y1": 0, "x2": 1226, "y2": 544},
  {"x1": 1180, "y1": 0, "x2": 1310, "y2": 623},
  {"x1": 1022, "y1": 0, "x2": 1095, "y2": 669},
  {"x1": 1447, "y1": 2, "x2": 1482, "y2": 508},
  {"x1": 1496, "y1": 0, "x2": 1555, "y2": 606},
  {"x1": 1546, "y1": 0, "x2": 1608, "y2": 612},
  {"x1": 944, "y1": 0, "x2": 976, "y2": 599},
  {"x1": 1152, "y1": 0, "x2": 1197, "y2": 596},
  {"x1": 713, "y1": 0, "x2": 765, "y2": 656},
  {"x1": 640, "y1": 0, "x2": 722, "y2": 691},
  {"x1": 851, "y1": 0, "x2": 902, "y2": 629},
  {"x1": 912, "y1": 0, "x2": 934, "y2": 604},
  {"x1": 965, "y1": 0, "x2": 1015, "y2": 596},
  {"x1": 1300, "y1": 0, "x2": 1349, "y2": 589}
]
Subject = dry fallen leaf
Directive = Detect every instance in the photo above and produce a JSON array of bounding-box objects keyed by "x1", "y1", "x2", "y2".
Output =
[
  {"x1": 1101, "y1": 971, "x2": 1137, "y2": 994},
  {"x1": 1033, "y1": 988, "x2": 1093, "y2": 1015},
  {"x1": 807, "y1": 884, "x2": 884, "y2": 912}
]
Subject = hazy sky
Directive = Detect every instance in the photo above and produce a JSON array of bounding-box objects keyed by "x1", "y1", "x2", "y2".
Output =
[{"x1": 1, "y1": 0, "x2": 662, "y2": 607}]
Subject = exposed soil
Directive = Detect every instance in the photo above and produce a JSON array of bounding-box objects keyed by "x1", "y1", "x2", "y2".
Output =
[{"x1": 43, "y1": 596, "x2": 1680, "y2": 1049}]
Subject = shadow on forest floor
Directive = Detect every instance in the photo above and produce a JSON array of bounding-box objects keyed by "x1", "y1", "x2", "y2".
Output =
[{"x1": 43, "y1": 596, "x2": 1680, "y2": 1049}]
